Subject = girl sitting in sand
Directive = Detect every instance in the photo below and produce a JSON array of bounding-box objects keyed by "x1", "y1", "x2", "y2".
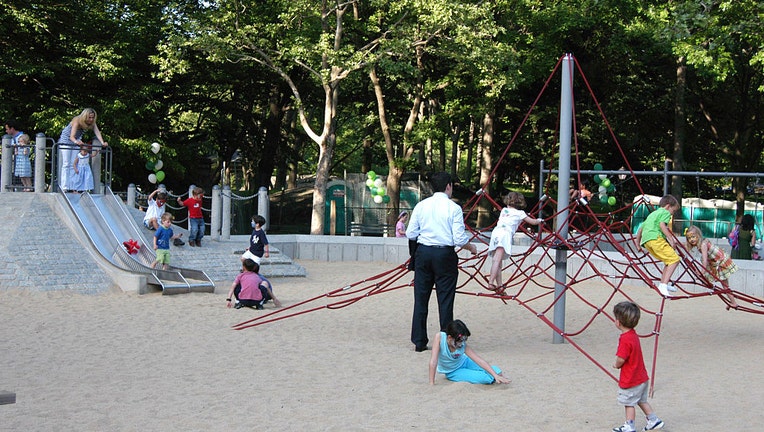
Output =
[{"x1": 428, "y1": 319, "x2": 511, "y2": 385}]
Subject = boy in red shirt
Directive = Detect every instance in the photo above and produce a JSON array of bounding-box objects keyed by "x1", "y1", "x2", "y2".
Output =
[
  {"x1": 612, "y1": 301, "x2": 665, "y2": 432},
  {"x1": 177, "y1": 187, "x2": 205, "y2": 247}
]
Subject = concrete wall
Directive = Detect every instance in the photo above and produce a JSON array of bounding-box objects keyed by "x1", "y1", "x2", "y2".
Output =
[{"x1": 268, "y1": 234, "x2": 410, "y2": 265}]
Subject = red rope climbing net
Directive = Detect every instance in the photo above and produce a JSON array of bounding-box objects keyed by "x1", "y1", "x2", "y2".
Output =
[{"x1": 233, "y1": 55, "x2": 764, "y2": 393}]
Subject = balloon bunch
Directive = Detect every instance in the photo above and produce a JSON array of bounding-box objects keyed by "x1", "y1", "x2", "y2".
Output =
[
  {"x1": 365, "y1": 171, "x2": 390, "y2": 204},
  {"x1": 592, "y1": 163, "x2": 617, "y2": 206},
  {"x1": 145, "y1": 142, "x2": 166, "y2": 184},
  {"x1": 123, "y1": 239, "x2": 141, "y2": 254}
]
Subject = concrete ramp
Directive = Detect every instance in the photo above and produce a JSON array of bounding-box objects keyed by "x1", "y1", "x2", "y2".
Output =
[{"x1": 61, "y1": 188, "x2": 214, "y2": 295}]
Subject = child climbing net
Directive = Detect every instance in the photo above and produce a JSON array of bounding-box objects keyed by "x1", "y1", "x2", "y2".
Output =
[{"x1": 232, "y1": 55, "x2": 764, "y2": 394}]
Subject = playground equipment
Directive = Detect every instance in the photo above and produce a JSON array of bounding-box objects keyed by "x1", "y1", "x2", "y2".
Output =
[
  {"x1": 230, "y1": 54, "x2": 764, "y2": 399},
  {"x1": 61, "y1": 186, "x2": 214, "y2": 294}
]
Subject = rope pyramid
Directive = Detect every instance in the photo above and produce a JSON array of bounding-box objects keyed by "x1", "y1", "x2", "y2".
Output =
[{"x1": 233, "y1": 55, "x2": 764, "y2": 391}]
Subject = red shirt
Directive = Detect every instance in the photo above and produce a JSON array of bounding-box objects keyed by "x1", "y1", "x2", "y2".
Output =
[
  {"x1": 616, "y1": 329, "x2": 649, "y2": 388},
  {"x1": 180, "y1": 197, "x2": 203, "y2": 219}
]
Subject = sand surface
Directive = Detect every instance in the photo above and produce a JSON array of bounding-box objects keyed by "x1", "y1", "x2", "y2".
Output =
[{"x1": 1, "y1": 260, "x2": 763, "y2": 431}]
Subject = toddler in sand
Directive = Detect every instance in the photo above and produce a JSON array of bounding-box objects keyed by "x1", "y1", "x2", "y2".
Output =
[{"x1": 611, "y1": 301, "x2": 664, "y2": 432}]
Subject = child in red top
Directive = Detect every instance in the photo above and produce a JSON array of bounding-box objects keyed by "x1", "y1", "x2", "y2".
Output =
[
  {"x1": 177, "y1": 187, "x2": 205, "y2": 247},
  {"x1": 611, "y1": 301, "x2": 665, "y2": 432}
]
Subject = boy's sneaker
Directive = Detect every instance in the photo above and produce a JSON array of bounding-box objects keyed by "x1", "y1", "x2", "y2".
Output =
[
  {"x1": 642, "y1": 418, "x2": 664, "y2": 430},
  {"x1": 613, "y1": 422, "x2": 636, "y2": 432},
  {"x1": 666, "y1": 282, "x2": 677, "y2": 292},
  {"x1": 657, "y1": 283, "x2": 671, "y2": 297}
]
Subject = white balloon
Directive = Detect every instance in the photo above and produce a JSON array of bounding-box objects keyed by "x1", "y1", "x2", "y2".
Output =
[
  {"x1": 373, "y1": 194, "x2": 383, "y2": 204},
  {"x1": 598, "y1": 185, "x2": 607, "y2": 194},
  {"x1": 151, "y1": 142, "x2": 161, "y2": 154},
  {"x1": 373, "y1": 178, "x2": 384, "y2": 188},
  {"x1": 154, "y1": 159, "x2": 163, "y2": 170},
  {"x1": 148, "y1": 173, "x2": 157, "y2": 184}
]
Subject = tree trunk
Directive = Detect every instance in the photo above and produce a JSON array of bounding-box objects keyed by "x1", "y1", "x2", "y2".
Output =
[
  {"x1": 258, "y1": 84, "x2": 283, "y2": 190},
  {"x1": 477, "y1": 112, "x2": 494, "y2": 228},
  {"x1": 466, "y1": 116, "x2": 476, "y2": 184},
  {"x1": 450, "y1": 121, "x2": 460, "y2": 177},
  {"x1": 286, "y1": 158, "x2": 297, "y2": 189},
  {"x1": 387, "y1": 166, "x2": 404, "y2": 225},
  {"x1": 310, "y1": 135, "x2": 334, "y2": 235},
  {"x1": 370, "y1": 64, "x2": 419, "y2": 223},
  {"x1": 361, "y1": 138, "x2": 373, "y2": 173},
  {"x1": 671, "y1": 56, "x2": 687, "y2": 202},
  {"x1": 309, "y1": 75, "x2": 340, "y2": 235}
]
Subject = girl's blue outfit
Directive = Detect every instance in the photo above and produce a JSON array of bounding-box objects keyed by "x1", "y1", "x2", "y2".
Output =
[
  {"x1": 69, "y1": 152, "x2": 94, "y2": 192},
  {"x1": 436, "y1": 332, "x2": 501, "y2": 384}
]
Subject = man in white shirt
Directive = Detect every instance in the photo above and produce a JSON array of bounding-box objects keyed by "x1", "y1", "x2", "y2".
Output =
[{"x1": 406, "y1": 172, "x2": 477, "y2": 352}]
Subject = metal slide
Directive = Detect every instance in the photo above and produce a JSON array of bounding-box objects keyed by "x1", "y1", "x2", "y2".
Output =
[{"x1": 60, "y1": 187, "x2": 214, "y2": 294}]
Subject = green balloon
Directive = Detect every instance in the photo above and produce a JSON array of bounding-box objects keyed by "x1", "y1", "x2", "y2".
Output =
[
  {"x1": 155, "y1": 170, "x2": 165, "y2": 182},
  {"x1": 367, "y1": 170, "x2": 376, "y2": 180},
  {"x1": 593, "y1": 175, "x2": 602, "y2": 184},
  {"x1": 382, "y1": 195, "x2": 390, "y2": 203},
  {"x1": 607, "y1": 196, "x2": 616, "y2": 206},
  {"x1": 600, "y1": 194, "x2": 608, "y2": 204},
  {"x1": 145, "y1": 161, "x2": 155, "y2": 171},
  {"x1": 369, "y1": 187, "x2": 378, "y2": 195},
  {"x1": 601, "y1": 178, "x2": 611, "y2": 188},
  {"x1": 594, "y1": 163, "x2": 603, "y2": 171}
]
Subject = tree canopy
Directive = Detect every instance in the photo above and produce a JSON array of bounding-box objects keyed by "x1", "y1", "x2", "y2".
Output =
[{"x1": 2, "y1": 0, "x2": 763, "y2": 227}]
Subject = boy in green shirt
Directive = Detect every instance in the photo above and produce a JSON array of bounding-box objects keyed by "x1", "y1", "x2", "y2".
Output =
[{"x1": 635, "y1": 195, "x2": 681, "y2": 297}]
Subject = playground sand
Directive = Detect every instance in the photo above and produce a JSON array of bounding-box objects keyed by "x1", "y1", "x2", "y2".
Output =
[{"x1": 1, "y1": 260, "x2": 762, "y2": 431}]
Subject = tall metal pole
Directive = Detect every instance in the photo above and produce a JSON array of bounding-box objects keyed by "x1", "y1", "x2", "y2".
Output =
[{"x1": 553, "y1": 54, "x2": 574, "y2": 344}]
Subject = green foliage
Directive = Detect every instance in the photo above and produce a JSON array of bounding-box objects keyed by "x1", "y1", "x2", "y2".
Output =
[{"x1": 0, "y1": 0, "x2": 762, "y2": 209}]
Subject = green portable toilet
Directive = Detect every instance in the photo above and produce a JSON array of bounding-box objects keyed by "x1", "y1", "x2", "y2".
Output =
[{"x1": 324, "y1": 180, "x2": 346, "y2": 235}]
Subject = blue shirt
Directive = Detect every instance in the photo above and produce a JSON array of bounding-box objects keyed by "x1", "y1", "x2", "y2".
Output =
[
  {"x1": 436, "y1": 332, "x2": 467, "y2": 374},
  {"x1": 405, "y1": 192, "x2": 470, "y2": 247},
  {"x1": 154, "y1": 226, "x2": 173, "y2": 250},
  {"x1": 59, "y1": 122, "x2": 84, "y2": 144}
]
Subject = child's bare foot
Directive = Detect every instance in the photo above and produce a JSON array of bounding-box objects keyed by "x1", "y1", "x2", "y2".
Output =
[{"x1": 487, "y1": 283, "x2": 498, "y2": 292}]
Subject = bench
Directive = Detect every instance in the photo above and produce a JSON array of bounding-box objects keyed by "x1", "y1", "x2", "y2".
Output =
[{"x1": 349, "y1": 222, "x2": 392, "y2": 237}]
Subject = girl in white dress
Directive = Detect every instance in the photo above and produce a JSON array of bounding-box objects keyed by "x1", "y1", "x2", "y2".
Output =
[
  {"x1": 487, "y1": 192, "x2": 543, "y2": 292},
  {"x1": 69, "y1": 146, "x2": 99, "y2": 192}
]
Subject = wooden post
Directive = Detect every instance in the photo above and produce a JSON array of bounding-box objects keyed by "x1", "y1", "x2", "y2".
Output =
[{"x1": 330, "y1": 200, "x2": 337, "y2": 235}]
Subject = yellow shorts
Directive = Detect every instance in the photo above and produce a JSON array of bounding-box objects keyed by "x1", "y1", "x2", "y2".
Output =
[{"x1": 643, "y1": 238, "x2": 679, "y2": 265}]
